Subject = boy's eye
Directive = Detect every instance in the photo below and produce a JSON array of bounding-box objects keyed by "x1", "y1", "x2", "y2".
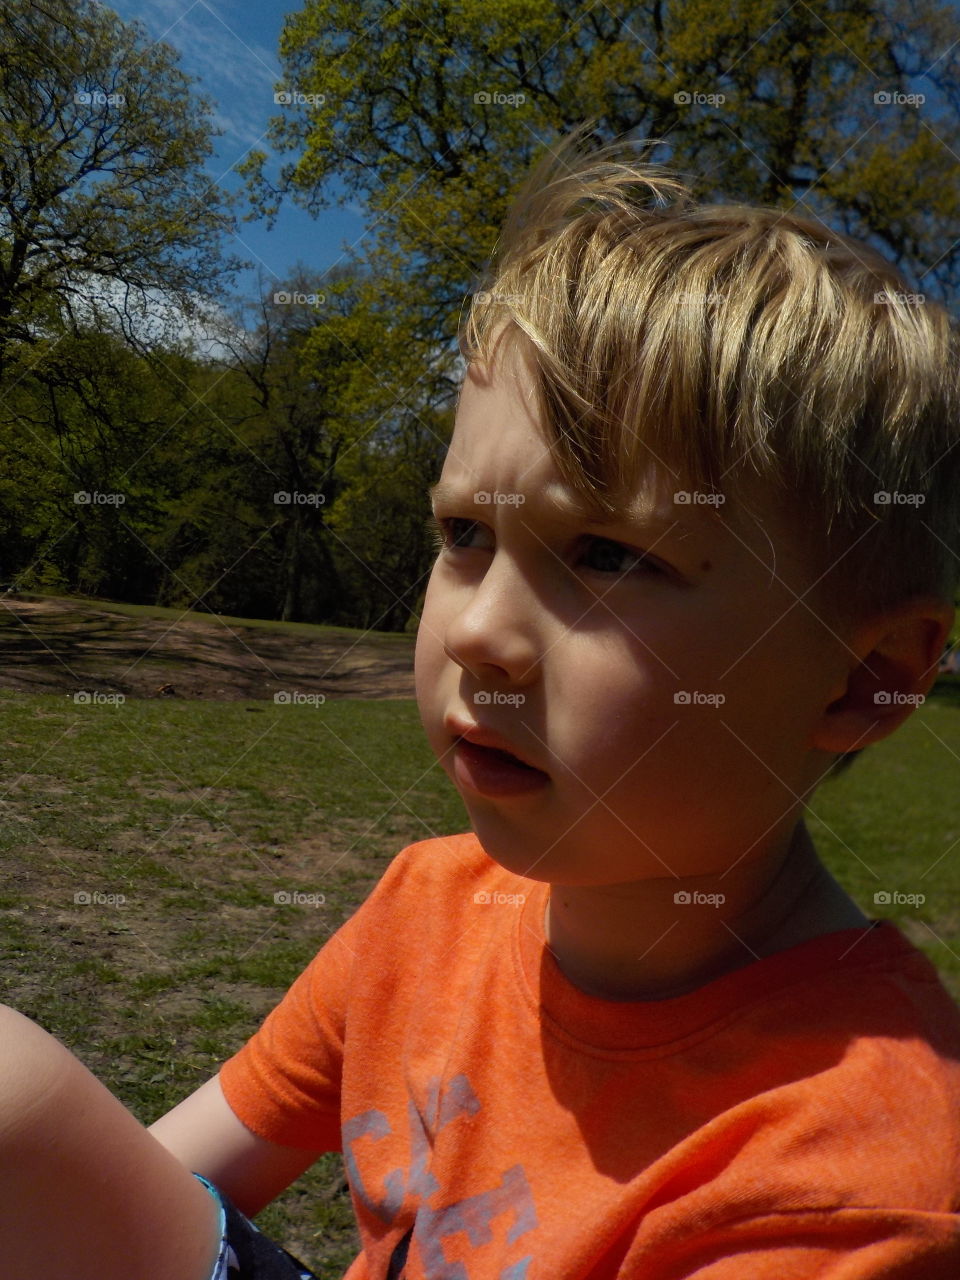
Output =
[
  {"x1": 426, "y1": 515, "x2": 486, "y2": 552},
  {"x1": 427, "y1": 516, "x2": 663, "y2": 577},
  {"x1": 580, "y1": 536, "x2": 662, "y2": 577}
]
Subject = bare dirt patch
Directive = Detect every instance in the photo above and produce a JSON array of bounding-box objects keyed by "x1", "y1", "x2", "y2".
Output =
[{"x1": 0, "y1": 595, "x2": 415, "y2": 700}]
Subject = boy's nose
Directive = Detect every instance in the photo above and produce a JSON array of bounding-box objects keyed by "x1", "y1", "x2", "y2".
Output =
[{"x1": 441, "y1": 560, "x2": 541, "y2": 687}]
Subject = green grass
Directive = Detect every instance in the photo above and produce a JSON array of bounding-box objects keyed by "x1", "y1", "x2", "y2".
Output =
[
  {"x1": 2, "y1": 683, "x2": 960, "y2": 1271},
  {"x1": 810, "y1": 679, "x2": 960, "y2": 990},
  {"x1": 0, "y1": 691, "x2": 467, "y2": 1274}
]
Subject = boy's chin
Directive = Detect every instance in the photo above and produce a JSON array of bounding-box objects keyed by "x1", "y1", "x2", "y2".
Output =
[
  {"x1": 461, "y1": 819, "x2": 615, "y2": 886},
  {"x1": 465, "y1": 815, "x2": 741, "y2": 889},
  {"x1": 460, "y1": 816, "x2": 552, "y2": 883}
]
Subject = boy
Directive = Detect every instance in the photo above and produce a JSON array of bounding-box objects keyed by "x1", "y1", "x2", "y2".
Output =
[{"x1": 3, "y1": 128, "x2": 960, "y2": 1278}]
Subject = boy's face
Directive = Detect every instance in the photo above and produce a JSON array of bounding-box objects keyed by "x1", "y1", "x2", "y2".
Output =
[{"x1": 415, "y1": 340, "x2": 847, "y2": 887}]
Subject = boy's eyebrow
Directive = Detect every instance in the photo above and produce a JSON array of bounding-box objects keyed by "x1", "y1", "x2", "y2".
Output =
[{"x1": 426, "y1": 479, "x2": 709, "y2": 535}]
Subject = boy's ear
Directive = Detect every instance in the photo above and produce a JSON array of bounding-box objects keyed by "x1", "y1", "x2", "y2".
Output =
[{"x1": 812, "y1": 596, "x2": 956, "y2": 755}]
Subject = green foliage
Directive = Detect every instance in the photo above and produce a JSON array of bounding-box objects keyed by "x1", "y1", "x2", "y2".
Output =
[
  {"x1": 243, "y1": 0, "x2": 960, "y2": 393},
  {"x1": 158, "y1": 265, "x2": 447, "y2": 626},
  {"x1": 0, "y1": 0, "x2": 236, "y2": 367},
  {"x1": 0, "y1": 263, "x2": 447, "y2": 627},
  {"x1": 0, "y1": 331, "x2": 206, "y2": 599},
  {"x1": 8, "y1": 0, "x2": 960, "y2": 633},
  {"x1": 326, "y1": 405, "x2": 451, "y2": 630}
]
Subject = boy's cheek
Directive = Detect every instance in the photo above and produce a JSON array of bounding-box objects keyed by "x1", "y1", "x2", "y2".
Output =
[
  {"x1": 413, "y1": 652, "x2": 444, "y2": 724},
  {"x1": 413, "y1": 596, "x2": 446, "y2": 676}
]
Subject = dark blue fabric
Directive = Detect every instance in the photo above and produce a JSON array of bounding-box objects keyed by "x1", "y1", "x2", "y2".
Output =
[{"x1": 194, "y1": 1173, "x2": 319, "y2": 1280}]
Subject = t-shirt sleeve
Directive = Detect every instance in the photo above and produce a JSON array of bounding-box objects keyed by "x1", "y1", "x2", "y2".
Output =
[
  {"x1": 217, "y1": 843, "x2": 419, "y2": 1151},
  {"x1": 630, "y1": 1206, "x2": 960, "y2": 1278},
  {"x1": 622, "y1": 1031, "x2": 960, "y2": 1278},
  {"x1": 217, "y1": 835, "x2": 477, "y2": 1154},
  {"x1": 217, "y1": 909, "x2": 358, "y2": 1151}
]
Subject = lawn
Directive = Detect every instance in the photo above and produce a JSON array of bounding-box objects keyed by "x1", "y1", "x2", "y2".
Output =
[
  {"x1": 1, "y1": 682, "x2": 958, "y2": 1274},
  {"x1": 0, "y1": 691, "x2": 468, "y2": 1271},
  {"x1": 809, "y1": 679, "x2": 960, "y2": 993}
]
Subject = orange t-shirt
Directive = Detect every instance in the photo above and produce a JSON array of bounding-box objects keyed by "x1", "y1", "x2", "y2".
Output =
[{"x1": 219, "y1": 834, "x2": 960, "y2": 1278}]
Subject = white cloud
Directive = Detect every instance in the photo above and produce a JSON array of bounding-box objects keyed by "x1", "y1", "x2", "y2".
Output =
[{"x1": 71, "y1": 273, "x2": 248, "y2": 359}]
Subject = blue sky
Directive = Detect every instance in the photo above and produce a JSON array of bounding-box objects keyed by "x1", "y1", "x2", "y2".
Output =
[
  {"x1": 105, "y1": 0, "x2": 960, "y2": 313},
  {"x1": 109, "y1": 0, "x2": 367, "y2": 304}
]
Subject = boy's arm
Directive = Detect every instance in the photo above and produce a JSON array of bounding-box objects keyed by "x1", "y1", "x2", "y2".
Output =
[{"x1": 149, "y1": 1073, "x2": 322, "y2": 1217}]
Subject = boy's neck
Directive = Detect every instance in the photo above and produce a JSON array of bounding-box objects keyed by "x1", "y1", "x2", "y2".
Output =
[{"x1": 543, "y1": 822, "x2": 870, "y2": 1002}]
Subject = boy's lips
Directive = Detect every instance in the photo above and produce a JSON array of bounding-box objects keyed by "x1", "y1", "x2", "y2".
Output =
[
  {"x1": 445, "y1": 718, "x2": 545, "y2": 774},
  {"x1": 445, "y1": 718, "x2": 550, "y2": 797}
]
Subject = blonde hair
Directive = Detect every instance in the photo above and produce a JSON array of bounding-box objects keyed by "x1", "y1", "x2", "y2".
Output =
[{"x1": 460, "y1": 128, "x2": 960, "y2": 776}]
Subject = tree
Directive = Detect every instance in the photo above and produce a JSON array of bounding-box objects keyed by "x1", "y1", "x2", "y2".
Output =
[
  {"x1": 0, "y1": 326, "x2": 215, "y2": 602},
  {"x1": 0, "y1": 258, "x2": 446, "y2": 631},
  {"x1": 197, "y1": 269, "x2": 354, "y2": 623},
  {"x1": 242, "y1": 0, "x2": 960, "y2": 425},
  {"x1": 325, "y1": 405, "x2": 451, "y2": 631},
  {"x1": 0, "y1": 0, "x2": 236, "y2": 375},
  {"x1": 192, "y1": 264, "x2": 450, "y2": 629},
  {"x1": 151, "y1": 265, "x2": 392, "y2": 626}
]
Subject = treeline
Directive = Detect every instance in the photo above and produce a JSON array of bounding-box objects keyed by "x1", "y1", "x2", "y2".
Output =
[
  {"x1": 0, "y1": 0, "x2": 451, "y2": 630},
  {"x1": 0, "y1": 271, "x2": 448, "y2": 629}
]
